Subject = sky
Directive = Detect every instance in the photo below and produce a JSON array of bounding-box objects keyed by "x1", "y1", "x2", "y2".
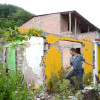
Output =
[{"x1": 0, "y1": 0, "x2": 100, "y2": 28}]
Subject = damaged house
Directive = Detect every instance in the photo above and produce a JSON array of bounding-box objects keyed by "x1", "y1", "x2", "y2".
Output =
[{"x1": 3, "y1": 11, "x2": 100, "y2": 87}]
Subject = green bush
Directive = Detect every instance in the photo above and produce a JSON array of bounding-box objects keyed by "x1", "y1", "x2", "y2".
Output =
[
  {"x1": 83, "y1": 72, "x2": 93, "y2": 86},
  {"x1": 47, "y1": 69, "x2": 69, "y2": 92},
  {"x1": 0, "y1": 65, "x2": 43, "y2": 100},
  {"x1": 47, "y1": 70, "x2": 72, "y2": 99}
]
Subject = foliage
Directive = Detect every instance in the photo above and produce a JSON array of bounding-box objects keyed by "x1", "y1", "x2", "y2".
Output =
[
  {"x1": 83, "y1": 72, "x2": 93, "y2": 86},
  {"x1": 47, "y1": 70, "x2": 72, "y2": 99},
  {"x1": 47, "y1": 69, "x2": 68, "y2": 92},
  {"x1": 94, "y1": 84, "x2": 100, "y2": 92},
  {"x1": 18, "y1": 27, "x2": 43, "y2": 38},
  {"x1": 55, "y1": 79, "x2": 71, "y2": 100},
  {"x1": 0, "y1": 27, "x2": 43, "y2": 51},
  {"x1": 88, "y1": 83, "x2": 100, "y2": 92},
  {"x1": 0, "y1": 18, "x2": 17, "y2": 29},
  {"x1": 0, "y1": 65, "x2": 30, "y2": 100},
  {"x1": 2, "y1": 27, "x2": 42, "y2": 42},
  {"x1": 48, "y1": 70, "x2": 85, "y2": 100},
  {"x1": 0, "y1": 4, "x2": 34, "y2": 50},
  {"x1": 0, "y1": 4, "x2": 33, "y2": 29},
  {"x1": 0, "y1": 64, "x2": 43, "y2": 100},
  {"x1": 74, "y1": 91, "x2": 84, "y2": 100}
]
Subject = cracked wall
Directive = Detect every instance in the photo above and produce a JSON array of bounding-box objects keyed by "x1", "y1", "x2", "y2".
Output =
[{"x1": 44, "y1": 34, "x2": 93, "y2": 81}]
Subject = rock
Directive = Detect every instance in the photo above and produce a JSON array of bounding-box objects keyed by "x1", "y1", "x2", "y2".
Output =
[
  {"x1": 68, "y1": 96, "x2": 76, "y2": 99},
  {"x1": 36, "y1": 98, "x2": 41, "y2": 100}
]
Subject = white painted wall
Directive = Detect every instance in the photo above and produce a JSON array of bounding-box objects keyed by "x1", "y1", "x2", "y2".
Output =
[
  {"x1": 25, "y1": 37, "x2": 44, "y2": 84},
  {"x1": 93, "y1": 41, "x2": 99, "y2": 85}
]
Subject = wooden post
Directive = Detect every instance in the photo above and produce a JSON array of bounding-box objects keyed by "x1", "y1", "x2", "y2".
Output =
[
  {"x1": 69, "y1": 12, "x2": 71, "y2": 33},
  {"x1": 75, "y1": 18, "x2": 77, "y2": 34}
]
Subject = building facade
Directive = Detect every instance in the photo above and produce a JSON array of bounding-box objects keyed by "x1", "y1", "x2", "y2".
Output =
[{"x1": 20, "y1": 11, "x2": 100, "y2": 67}]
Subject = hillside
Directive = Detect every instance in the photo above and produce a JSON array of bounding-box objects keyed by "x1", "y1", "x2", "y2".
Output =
[{"x1": 0, "y1": 4, "x2": 34, "y2": 29}]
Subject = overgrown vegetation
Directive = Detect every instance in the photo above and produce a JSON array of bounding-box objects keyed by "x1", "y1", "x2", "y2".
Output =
[
  {"x1": 0, "y1": 64, "x2": 43, "y2": 100},
  {"x1": 47, "y1": 69, "x2": 84, "y2": 100},
  {"x1": 47, "y1": 70, "x2": 69, "y2": 92},
  {"x1": 88, "y1": 83, "x2": 100, "y2": 92},
  {"x1": 0, "y1": 27, "x2": 43, "y2": 51},
  {"x1": 46, "y1": 70, "x2": 95, "y2": 100},
  {"x1": 83, "y1": 72, "x2": 93, "y2": 86}
]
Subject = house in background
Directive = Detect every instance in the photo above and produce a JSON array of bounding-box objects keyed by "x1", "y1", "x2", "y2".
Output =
[{"x1": 20, "y1": 11, "x2": 100, "y2": 67}]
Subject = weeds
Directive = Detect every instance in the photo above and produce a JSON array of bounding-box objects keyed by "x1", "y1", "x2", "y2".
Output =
[{"x1": 0, "y1": 64, "x2": 43, "y2": 100}]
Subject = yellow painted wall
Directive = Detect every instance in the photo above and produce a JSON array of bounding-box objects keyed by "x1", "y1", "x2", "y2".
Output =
[
  {"x1": 44, "y1": 45, "x2": 62, "y2": 89},
  {"x1": 44, "y1": 45, "x2": 62, "y2": 79},
  {"x1": 45, "y1": 34, "x2": 93, "y2": 77},
  {"x1": 98, "y1": 45, "x2": 100, "y2": 78}
]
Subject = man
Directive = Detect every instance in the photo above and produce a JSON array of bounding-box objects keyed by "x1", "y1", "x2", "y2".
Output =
[{"x1": 65, "y1": 48, "x2": 95, "y2": 90}]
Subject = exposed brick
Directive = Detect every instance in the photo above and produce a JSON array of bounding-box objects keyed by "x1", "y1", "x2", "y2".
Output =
[{"x1": 20, "y1": 14, "x2": 59, "y2": 34}]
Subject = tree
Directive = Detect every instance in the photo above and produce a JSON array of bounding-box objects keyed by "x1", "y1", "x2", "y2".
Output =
[
  {"x1": 0, "y1": 18, "x2": 17, "y2": 29},
  {"x1": 0, "y1": 4, "x2": 34, "y2": 29}
]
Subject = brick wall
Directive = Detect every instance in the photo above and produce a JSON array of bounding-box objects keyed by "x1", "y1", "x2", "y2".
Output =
[
  {"x1": 16, "y1": 45, "x2": 24, "y2": 72},
  {"x1": 20, "y1": 14, "x2": 59, "y2": 34},
  {"x1": 61, "y1": 15, "x2": 68, "y2": 34},
  {"x1": 20, "y1": 13, "x2": 83, "y2": 35},
  {"x1": 59, "y1": 33, "x2": 96, "y2": 68},
  {"x1": 60, "y1": 14, "x2": 81, "y2": 34},
  {"x1": 78, "y1": 33, "x2": 96, "y2": 41},
  {"x1": 59, "y1": 41, "x2": 75, "y2": 67}
]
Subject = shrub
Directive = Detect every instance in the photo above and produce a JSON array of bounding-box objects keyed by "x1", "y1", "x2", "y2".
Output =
[
  {"x1": 47, "y1": 69, "x2": 69, "y2": 92},
  {"x1": 0, "y1": 65, "x2": 43, "y2": 100},
  {"x1": 47, "y1": 69, "x2": 72, "y2": 99},
  {"x1": 83, "y1": 72, "x2": 93, "y2": 86}
]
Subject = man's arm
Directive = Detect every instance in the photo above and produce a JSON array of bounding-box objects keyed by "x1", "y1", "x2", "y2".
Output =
[
  {"x1": 81, "y1": 55, "x2": 95, "y2": 68},
  {"x1": 84, "y1": 60, "x2": 95, "y2": 68}
]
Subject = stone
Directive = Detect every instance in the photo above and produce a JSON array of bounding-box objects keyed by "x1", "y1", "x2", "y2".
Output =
[{"x1": 36, "y1": 98, "x2": 41, "y2": 100}]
